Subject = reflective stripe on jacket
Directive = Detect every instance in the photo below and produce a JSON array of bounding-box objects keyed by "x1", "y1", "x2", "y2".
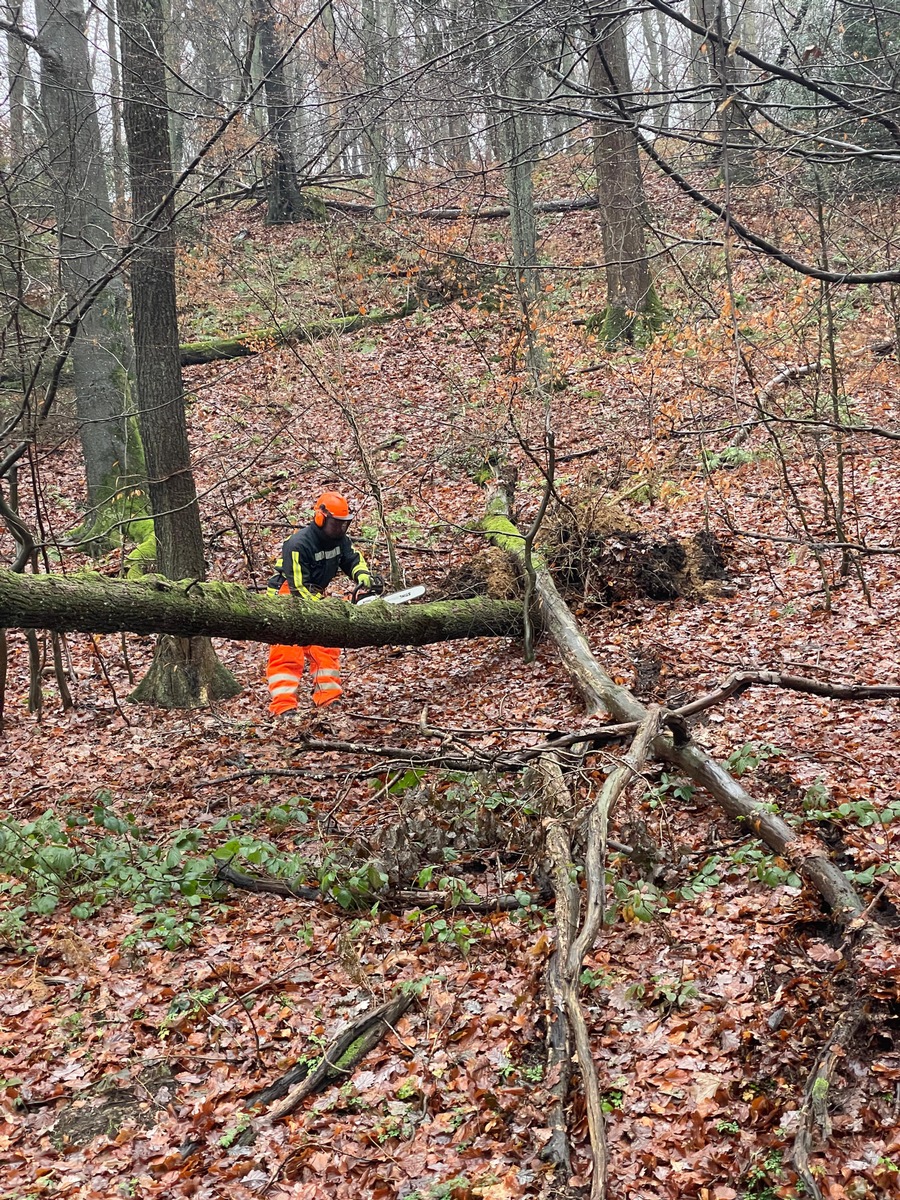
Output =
[{"x1": 267, "y1": 521, "x2": 368, "y2": 600}]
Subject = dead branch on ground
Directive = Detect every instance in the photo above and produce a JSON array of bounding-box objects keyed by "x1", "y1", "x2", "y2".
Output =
[
  {"x1": 216, "y1": 861, "x2": 542, "y2": 913},
  {"x1": 791, "y1": 999, "x2": 869, "y2": 1200},
  {"x1": 238, "y1": 991, "x2": 414, "y2": 1143}
]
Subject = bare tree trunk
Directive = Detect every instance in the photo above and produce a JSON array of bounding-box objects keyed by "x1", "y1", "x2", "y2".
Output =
[
  {"x1": 33, "y1": 0, "x2": 141, "y2": 530},
  {"x1": 698, "y1": 0, "x2": 756, "y2": 182},
  {"x1": 106, "y1": 0, "x2": 126, "y2": 211},
  {"x1": 688, "y1": 0, "x2": 714, "y2": 126},
  {"x1": 642, "y1": 7, "x2": 672, "y2": 133},
  {"x1": 493, "y1": 0, "x2": 543, "y2": 382},
  {"x1": 586, "y1": 7, "x2": 662, "y2": 344},
  {"x1": 361, "y1": 0, "x2": 389, "y2": 219},
  {"x1": 118, "y1": 0, "x2": 238, "y2": 707},
  {"x1": 4, "y1": 2, "x2": 26, "y2": 168},
  {"x1": 250, "y1": 0, "x2": 306, "y2": 223}
]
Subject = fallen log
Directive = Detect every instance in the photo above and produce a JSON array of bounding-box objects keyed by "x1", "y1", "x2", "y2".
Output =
[
  {"x1": 237, "y1": 991, "x2": 414, "y2": 1146},
  {"x1": 791, "y1": 999, "x2": 869, "y2": 1200},
  {"x1": 482, "y1": 486, "x2": 866, "y2": 925},
  {"x1": 539, "y1": 712, "x2": 660, "y2": 1198},
  {"x1": 216, "y1": 860, "x2": 539, "y2": 913},
  {"x1": 316, "y1": 195, "x2": 601, "y2": 221},
  {"x1": 265, "y1": 991, "x2": 414, "y2": 1119},
  {"x1": 0, "y1": 569, "x2": 526, "y2": 649},
  {"x1": 179, "y1": 298, "x2": 419, "y2": 366},
  {"x1": 542, "y1": 757, "x2": 609, "y2": 1199}
]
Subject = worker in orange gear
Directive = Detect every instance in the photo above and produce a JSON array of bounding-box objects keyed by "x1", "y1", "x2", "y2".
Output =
[{"x1": 265, "y1": 492, "x2": 384, "y2": 717}]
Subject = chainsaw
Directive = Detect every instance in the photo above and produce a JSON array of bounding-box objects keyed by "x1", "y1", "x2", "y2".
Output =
[{"x1": 354, "y1": 584, "x2": 425, "y2": 606}]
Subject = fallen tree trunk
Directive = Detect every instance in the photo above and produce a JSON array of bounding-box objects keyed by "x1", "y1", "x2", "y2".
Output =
[
  {"x1": 540, "y1": 712, "x2": 660, "y2": 1197},
  {"x1": 0, "y1": 568, "x2": 526, "y2": 649},
  {"x1": 543, "y1": 760, "x2": 610, "y2": 1199},
  {"x1": 216, "y1": 861, "x2": 539, "y2": 913},
  {"x1": 791, "y1": 999, "x2": 868, "y2": 1200},
  {"x1": 178, "y1": 299, "x2": 419, "y2": 366},
  {"x1": 1, "y1": 302, "x2": 420, "y2": 385},
  {"x1": 483, "y1": 489, "x2": 866, "y2": 925},
  {"x1": 301, "y1": 195, "x2": 601, "y2": 220}
]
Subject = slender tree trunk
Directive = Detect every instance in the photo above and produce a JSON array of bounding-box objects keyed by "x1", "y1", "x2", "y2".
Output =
[
  {"x1": 33, "y1": 0, "x2": 141, "y2": 537},
  {"x1": 361, "y1": 0, "x2": 389, "y2": 219},
  {"x1": 250, "y1": 0, "x2": 306, "y2": 223},
  {"x1": 641, "y1": 8, "x2": 672, "y2": 133},
  {"x1": 586, "y1": 7, "x2": 662, "y2": 344},
  {"x1": 699, "y1": 0, "x2": 756, "y2": 182},
  {"x1": 497, "y1": 2, "x2": 543, "y2": 378},
  {"x1": 656, "y1": 9, "x2": 672, "y2": 132},
  {"x1": 4, "y1": 2, "x2": 26, "y2": 169},
  {"x1": 118, "y1": 0, "x2": 238, "y2": 707},
  {"x1": 689, "y1": 0, "x2": 714, "y2": 126},
  {"x1": 106, "y1": 0, "x2": 126, "y2": 211}
]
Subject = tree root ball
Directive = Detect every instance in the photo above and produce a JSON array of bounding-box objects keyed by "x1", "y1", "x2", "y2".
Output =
[
  {"x1": 543, "y1": 500, "x2": 731, "y2": 603},
  {"x1": 437, "y1": 548, "x2": 524, "y2": 601}
]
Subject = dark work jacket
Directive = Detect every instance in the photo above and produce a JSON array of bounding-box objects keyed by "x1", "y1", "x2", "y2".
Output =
[{"x1": 268, "y1": 522, "x2": 367, "y2": 600}]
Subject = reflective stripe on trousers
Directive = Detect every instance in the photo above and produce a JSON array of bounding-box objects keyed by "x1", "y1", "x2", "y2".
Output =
[
  {"x1": 309, "y1": 652, "x2": 342, "y2": 707},
  {"x1": 266, "y1": 583, "x2": 342, "y2": 712}
]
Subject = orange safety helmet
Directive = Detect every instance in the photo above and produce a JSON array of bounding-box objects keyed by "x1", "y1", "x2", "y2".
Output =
[{"x1": 314, "y1": 491, "x2": 354, "y2": 527}]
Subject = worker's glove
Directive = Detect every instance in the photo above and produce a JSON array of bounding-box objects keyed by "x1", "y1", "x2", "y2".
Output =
[{"x1": 356, "y1": 571, "x2": 386, "y2": 595}]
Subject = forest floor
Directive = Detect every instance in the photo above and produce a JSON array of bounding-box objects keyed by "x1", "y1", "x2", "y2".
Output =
[{"x1": 2, "y1": 165, "x2": 900, "y2": 1200}]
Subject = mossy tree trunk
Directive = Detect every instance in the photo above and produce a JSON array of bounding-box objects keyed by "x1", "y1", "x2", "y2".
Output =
[
  {"x1": 34, "y1": 0, "x2": 143, "y2": 539},
  {"x1": 119, "y1": 0, "x2": 238, "y2": 708},
  {"x1": 178, "y1": 299, "x2": 419, "y2": 365},
  {"x1": 0, "y1": 569, "x2": 527, "y2": 648}
]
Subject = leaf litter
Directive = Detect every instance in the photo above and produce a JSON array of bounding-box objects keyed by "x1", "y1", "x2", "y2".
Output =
[{"x1": 2, "y1": 182, "x2": 900, "y2": 1199}]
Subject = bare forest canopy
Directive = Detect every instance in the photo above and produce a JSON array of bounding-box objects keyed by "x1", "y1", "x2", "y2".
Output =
[{"x1": 2, "y1": 2, "x2": 900, "y2": 1200}]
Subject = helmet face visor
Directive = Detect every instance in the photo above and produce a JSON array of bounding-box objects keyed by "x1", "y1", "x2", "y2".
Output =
[{"x1": 321, "y1": 514, "x2": 351, "y2": 538}]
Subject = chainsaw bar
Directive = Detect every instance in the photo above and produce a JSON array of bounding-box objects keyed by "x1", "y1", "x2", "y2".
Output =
[{"x1": 356, "y1": 584, "x2": 425, "y2": 606}]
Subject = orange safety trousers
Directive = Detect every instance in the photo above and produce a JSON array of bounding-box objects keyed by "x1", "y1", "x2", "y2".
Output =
[{"x1": 266, "y1": 583, "x2": 342, "y2": 714}]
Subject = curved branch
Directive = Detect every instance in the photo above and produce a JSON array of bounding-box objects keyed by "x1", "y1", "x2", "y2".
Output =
[
  {"x1": 639, "y1": 0, "x2": 900, "y2": 148},
  {"x1": 632, "y1": 126, "x2": 900, "y2": 285}
]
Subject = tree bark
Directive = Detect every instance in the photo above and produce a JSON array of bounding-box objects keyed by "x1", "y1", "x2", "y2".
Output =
[
  {"x1": 250, "y1": 0, "x2": 306, "y2": 223},
  {"x1": 33, "y1": 0, "x2": 140, "y2": 528},
  {"x1": 586, "y1": 7, "x2": 662, "y2": 345},
  {"x1": 0, "y1": 569, "x2": 526, "y2": 648},
  {"x1": 118, "y1": 0, "x2": 238, "y2": 707}
]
